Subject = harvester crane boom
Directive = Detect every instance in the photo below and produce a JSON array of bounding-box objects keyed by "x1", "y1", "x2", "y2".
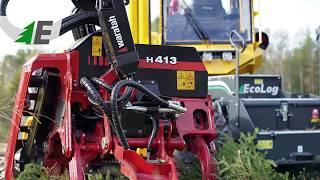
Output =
[{"x1": 96, "y1": 0, "x2": 139, "y2": 77}]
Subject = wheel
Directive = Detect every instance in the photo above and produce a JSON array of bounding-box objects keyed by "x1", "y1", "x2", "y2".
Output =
[{"x1": 174, "y1": 150, "x2": 201, "y2": 180}]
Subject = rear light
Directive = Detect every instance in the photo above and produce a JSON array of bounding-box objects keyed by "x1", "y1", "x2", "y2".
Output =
[{"x1": 311, "y1": 109, "x2": 320, "y2": 123}]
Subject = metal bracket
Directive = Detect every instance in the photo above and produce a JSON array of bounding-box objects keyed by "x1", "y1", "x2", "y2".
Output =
[
  {"x1": 229, "y1": 30, "x2": 247, "y2": 127},
  {"x1": 280, "y1": 102, "x2": 289, "y2": 122}
]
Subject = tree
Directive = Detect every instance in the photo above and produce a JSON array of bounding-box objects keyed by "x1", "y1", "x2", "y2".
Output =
[
  {"x1": 0, "y1": 49, "x2": 39, "y2": 141},
  {"x1": 258, "y1": 29, "x2": 320, "y2": 95},
  {"x1": 151, "y1": 17, "x2": 160, "y2": 33}
]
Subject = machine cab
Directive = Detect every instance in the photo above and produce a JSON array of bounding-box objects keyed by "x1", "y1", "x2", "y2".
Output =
[
  {"x1": 128, "y1": 0, "x2": 268, "y2": 75},
  {"x1": 164, "y1": 0, "x2": 251, "y2": 45}
]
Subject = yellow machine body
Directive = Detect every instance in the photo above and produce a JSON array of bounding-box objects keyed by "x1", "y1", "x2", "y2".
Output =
[{"x1": 127, "y1": 0, "x2": 265, "y2": 75}]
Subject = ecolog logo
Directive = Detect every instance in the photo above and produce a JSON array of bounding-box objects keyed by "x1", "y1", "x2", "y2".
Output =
[
  {"x1": 0, "y1": 16, "x2": 61, "y2": 45},
  {"x1": 239, "y1": 84, "x2": 279, "y2": 96}
]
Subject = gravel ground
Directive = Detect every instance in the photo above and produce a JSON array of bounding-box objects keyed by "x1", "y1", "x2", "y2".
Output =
[{"x1": 0, "y1": 143, "x2": 7, "y2": 180}]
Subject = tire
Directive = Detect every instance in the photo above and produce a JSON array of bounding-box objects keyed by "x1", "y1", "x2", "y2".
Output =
[{"x1": 174, "y1": 150, "x2": 201, "y2": 180}]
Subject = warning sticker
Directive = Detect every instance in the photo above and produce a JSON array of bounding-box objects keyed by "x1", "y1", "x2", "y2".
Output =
[
  {"x1": 254, "y1": 79, "x2": 264, "y2": 85},
  {"x1": 92, "y1": 36, "x2": 102, "y2": 57},
  {"x1": 177, "y1": 71, "x2": 195, "y2": 90},
  {"x1": 257, "y1": 140, "x2": 273, "y2": 150}
]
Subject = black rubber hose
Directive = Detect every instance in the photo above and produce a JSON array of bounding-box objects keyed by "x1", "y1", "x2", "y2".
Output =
[
  {"x1": 131, "y1": 101, "x2": 157, "y2": 107},
  {"x1": 80, "y1": 77, "x2": 105, "y2": 108},
  {"x1": 110, "y1": 80, "x2": 170, "y2": 150},
  {"x1": 0, "y1": 0, "x2": 9, "y2": 16},
  {"x1": 92, "y1": 105, "x2": 104, "y2": 118},
  {"x1": 80, "y1": 77, "x2": 115, "y2": 129},
  {"x1": 62, "y1": 11, "x2": 89, "y2": 24},
  {"x1": 116, "y1": 86, "x2": 133, "y2": 105},
  {"x1": 91, "y1": 77, "x2": 113, "y2": 92},
  {"x1": 146, "y1": 115, "x2": 159, "y2": 154},
  {"x1": 77, "y1": 111, "x2": 101, "y2": 120},
  {"x1": 112, "y1": 80, "x2": 169, "y2": 108},
  {"x1": 60, "y1": 12, "x2": 99, "y2": 36},
  {"x1": 91, "y1": 77, "x2": 133, "y2": 106},
  {"x1": 87, "y1": 95, "x2": 100, "y2": 107}
]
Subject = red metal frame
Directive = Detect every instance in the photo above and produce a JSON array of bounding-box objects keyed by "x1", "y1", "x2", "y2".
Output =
[{"x1": 4, "y1": 50, "x2": 218, "y2": 179}]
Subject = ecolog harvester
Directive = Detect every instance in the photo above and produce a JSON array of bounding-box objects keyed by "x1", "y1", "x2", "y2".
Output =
[{"x1": 2, "y1": 0, "x2": 217, "y2": 179}]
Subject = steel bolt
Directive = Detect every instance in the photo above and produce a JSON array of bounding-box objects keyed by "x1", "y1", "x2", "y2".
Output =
[{"x1": 101, "y1": 137, "x2": 108, "y2": 149}]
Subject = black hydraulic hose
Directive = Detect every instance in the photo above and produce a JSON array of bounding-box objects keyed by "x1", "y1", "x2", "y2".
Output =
[
  {"x1": 0, "y1": 0, "x2": 8, "y2": 16},
  {"x1": 80, "y1": 77, "x2": 105, "y2": 109},
  {"x1": 116, "y1": 86, "x2": 133, "y2": 105},
  {"x1": 131, "y1": 101, "x2": 157, "y2": 107},
  {"x1": 146, "y1": 115, "x2": 159, "y2": 157},
  {"x1": 80, "y1": 77, "x2": 115, "y2": 128},
  {"x1": 90, "y1": 77, "x2": 133, "y2": 106},
  {"x1": 92, "y1": 105, "x2": 104, "y2": 118},
  {"x1": 62, "y1": 11, "x2": 89, "y2": 24},
  {"x1": 110, "y1": 80, "x2": 170, "y2": 150},
  {"x1": 91, "y1": 77, "x2": 112, "y2": 92},
  {"x1": 60, "y1": 12, "x2": 99, "y2": 36},
  {"x1": 87, "y1": 95, "x2": 100, "y2": 107},
  {"x1": 76, "y1": 110, "x2": 101, "y2": 121},
  {"x1": 112, "y1": 80, "x2": 169, "y2": 108}
]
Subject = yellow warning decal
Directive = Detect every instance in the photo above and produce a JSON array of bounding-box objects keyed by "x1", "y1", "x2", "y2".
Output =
[
  {"x1": 136, "y1": 148, "x2": 147, "y2": 157},
  {"x1": 177, "y1": 71, "x2": 195, "y2": 90},
  {"x1": 254, "y1": 79, "x2": 264, "y2": 85},
  {"x1": 92, "y1": 36, "x2": 102, "y2": 57},
  {"x1": 257, "y1": 140, "x2": 273, "y2": 150},
  {"x1": 22, "y1": 116, "x2": 33, "y2": 140}
]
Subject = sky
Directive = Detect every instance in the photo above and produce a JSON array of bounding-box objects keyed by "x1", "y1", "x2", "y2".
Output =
[
  {"x1": 259, "y1": 0, "x2": 320, "y2": 43},
  {"x1": 0, "y1": 0, "x2": 319, "y2": 58}
]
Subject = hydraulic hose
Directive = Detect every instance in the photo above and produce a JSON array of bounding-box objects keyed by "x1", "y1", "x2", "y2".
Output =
[
  {"x1": 60, "y1": 11, "x2": 99, "y2": 36},
  {"x1": 80, "y1": 77, "x2": 115, "y2": 128},
  {"x1": 90, "y1": 77, "x2": 112, "y2": 92},
  {"x1": 0, "y1": 0, "x2": 8, "y2": 16},
  {"x1": 111, "y1": 80, "x2": 169, "y2": 109},
  {"x1": 62, "y1": 11, "x2": 90, "y2": 24},
  {"x1": 90, "y1": 77, "x2": 133, "y2": 106},
  {"x1": 115, "y1": 86, "x2": 133, "y2": 105},
  {"x1": 80, "y1": 77, "x2": 105, "y2": 109},
  {"x1": 146, "y1": 115, "x2": 159, "y2": 160},
  {"x1": 110, "y1": 80, "x2": 172, "y2": 150}
]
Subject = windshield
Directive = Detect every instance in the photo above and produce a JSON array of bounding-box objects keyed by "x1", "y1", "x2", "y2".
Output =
[{"x1": 163, "y1": 0, "x2": 252, "y2": 43}]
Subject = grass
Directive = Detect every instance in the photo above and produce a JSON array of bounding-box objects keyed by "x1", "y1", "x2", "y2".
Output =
[{"x1": 0, "y1": 97, "x2": 13, "y2": 142}]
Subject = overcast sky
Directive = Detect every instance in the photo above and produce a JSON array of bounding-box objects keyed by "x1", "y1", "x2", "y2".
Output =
[{"x1": 0, "y1": 0, "x2": 319, "y2": 58}]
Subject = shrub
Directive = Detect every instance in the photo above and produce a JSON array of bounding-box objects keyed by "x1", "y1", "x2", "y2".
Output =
[
  {"x1": 17, "y1": 164, "x2": 49, "y2": 180},
  {"x1": 216, "y1": 130, "x2": 289, "y2": 180},
  {"x1": 17, "y1": 164, "x2": 69, "y2": 180}
]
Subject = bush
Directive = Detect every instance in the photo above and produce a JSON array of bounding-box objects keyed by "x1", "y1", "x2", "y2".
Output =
[
  {"x1": 17, "y1": 164, "x2": 69, "y2": 180},
  {"x1": 17, "y1": 163, "x2": 127, "y2": 180},
  {"x1": 17, "y1": 164, "x2": 49, "y2": 180},
  {"x1": 216, "y1": 130, "x2": 289, "y2": 180}
]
